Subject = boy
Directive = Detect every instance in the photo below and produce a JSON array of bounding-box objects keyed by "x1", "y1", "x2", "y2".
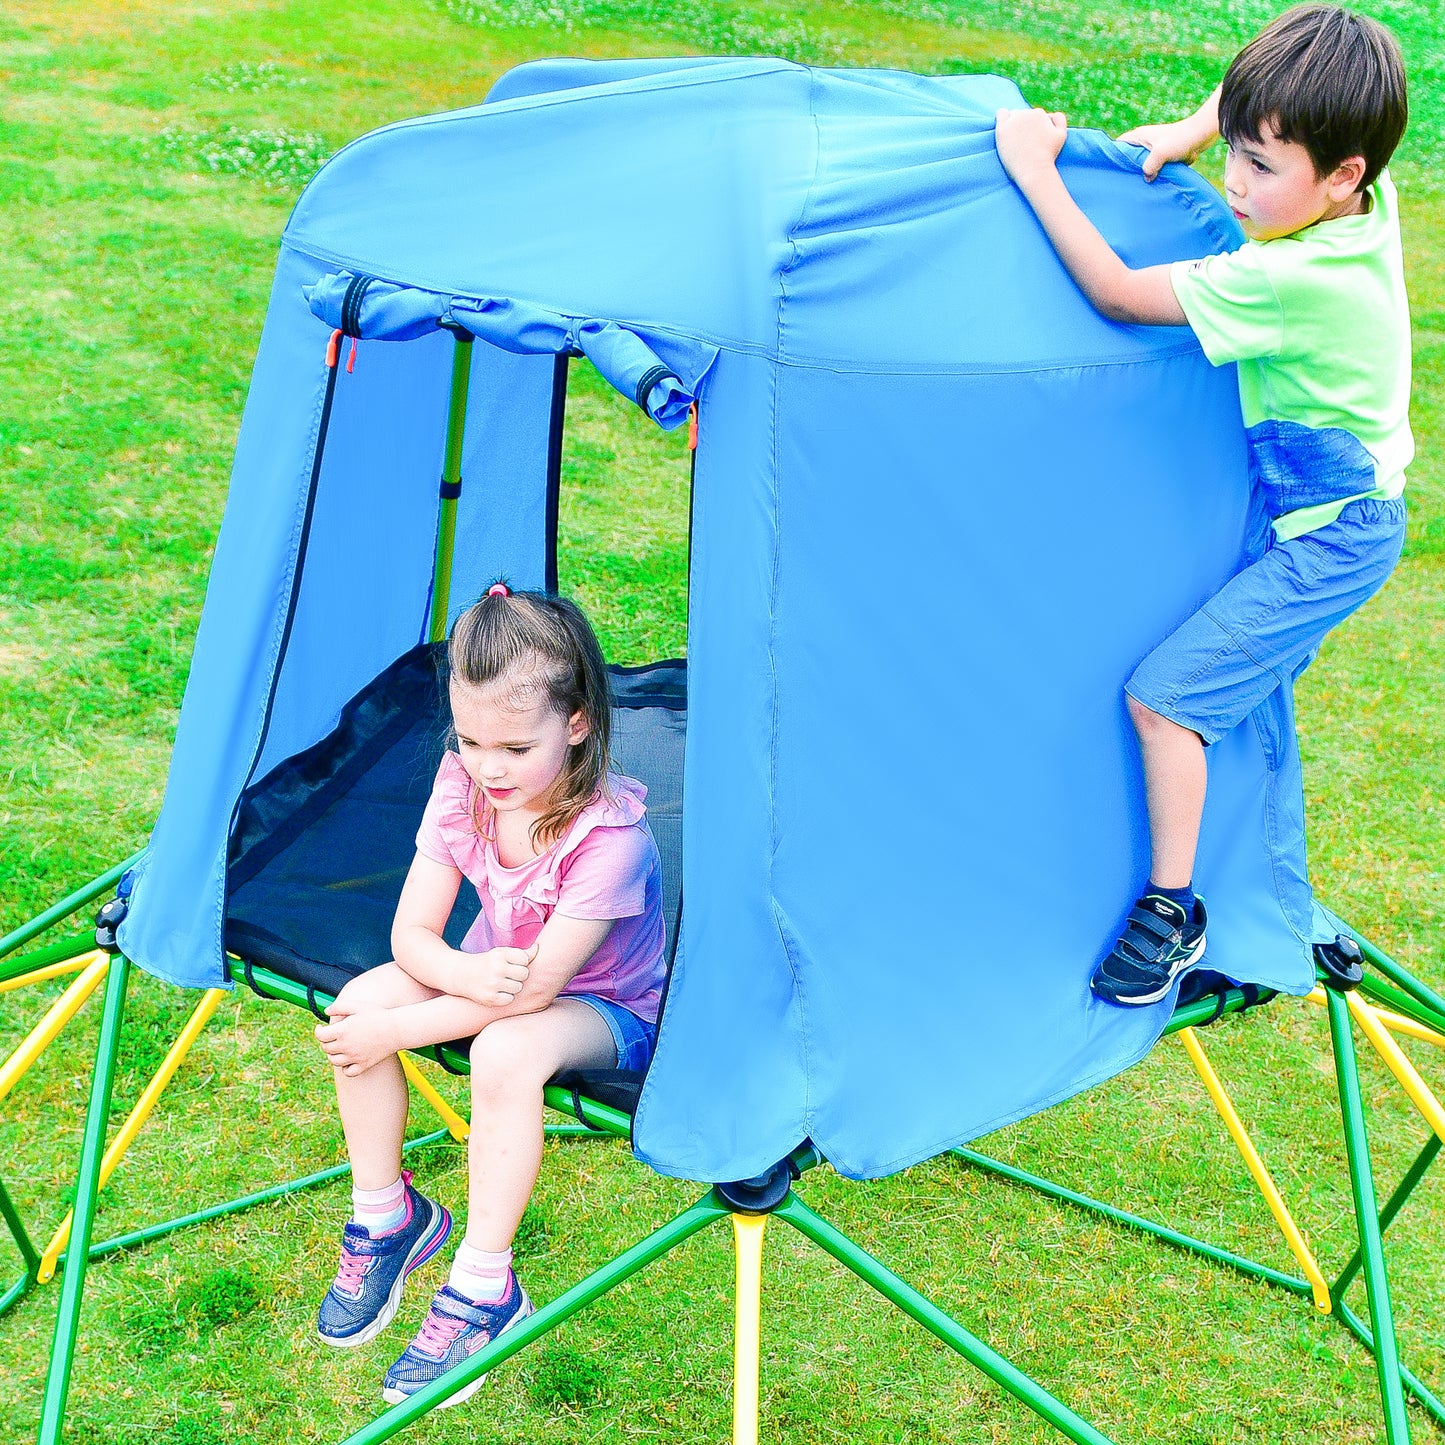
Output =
[{"x1": 995, "y1": 4, "x2": 1411, "y2": 1005}]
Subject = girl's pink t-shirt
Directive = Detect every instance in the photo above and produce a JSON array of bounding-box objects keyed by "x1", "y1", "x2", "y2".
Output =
[{"x1": 414, "y1": 751, "x2": 665, "y2": 1023}]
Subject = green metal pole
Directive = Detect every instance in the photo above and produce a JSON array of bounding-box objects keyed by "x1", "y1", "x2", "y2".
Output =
[
  {"x1": 73, "y1": 1129, "x2": 453, "y2": 1265},
  {"x1": 952, "y1": 1147, "x2": 1313, "y2": 1298},
  {"x1": 338, "y1": 1191, "x2": 728, "y2": 1445},
  {"x1": 0, "y1": 852, "x2": 141, "y2": 960},
  {"x1": 1162, "y1": 985, "x2": 1277, "y2": 1035},
  {"x1": 426, "y1": 333, "x2": 474, "y2": 645},
  {"x1": 1333, "y1": 1132, "x2": 1441, "y2": 1305},
  {"x1": 0, "y1": 1173, "x2": 41, "y2": 1317},
  {"x1": 1327, "y1": 986, "x2": 1412, "y2": 1445},
  {"x1": 0, "y1": 934, "x2": 97, "y2": 988},
  {"x1": 37, "y1": 950, "x2": 132, "y2": 1445},
  {"x1": 1345, "y1": 926, "x2": 1445, "y2": 1026},
  {"x1": 1336, "y1": 1300, "x2": 1445, "y2": 1430},
  {"x1": 777, "y1": 1193, "x2": 1116, "y2": 1445},
  {"x1": 1356, "y1": 972, "x2": 1445, "y2": 1036}
]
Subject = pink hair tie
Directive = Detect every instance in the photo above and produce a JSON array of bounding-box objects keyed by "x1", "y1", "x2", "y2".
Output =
[{"x1": 487, "y1": 583, "x2": 510, "y2": 597}]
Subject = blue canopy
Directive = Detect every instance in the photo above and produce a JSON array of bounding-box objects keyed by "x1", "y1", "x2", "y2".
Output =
[{"x1": 120, "y1": 58, "x2": 1326, "y2": 1181}]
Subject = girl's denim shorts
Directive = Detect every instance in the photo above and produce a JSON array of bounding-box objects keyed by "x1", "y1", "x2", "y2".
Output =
[
  {"x1": 1126, "y1": 495, "x2": 1406, "y2": 745},
  {"x1": 570, "y1": 994, "x2": 657, "y2": 1072}
]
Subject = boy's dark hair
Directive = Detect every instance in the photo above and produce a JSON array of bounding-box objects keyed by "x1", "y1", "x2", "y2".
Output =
[
  {"x1": 448, "y1": 585, "x2": 613, "y2": 848},
  {"x1": 1220, "y1": 4, "x2": 1407, "y2": 190}
]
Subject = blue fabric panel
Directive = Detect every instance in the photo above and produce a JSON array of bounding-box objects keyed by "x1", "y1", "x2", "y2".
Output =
[
  {"x1": 779, "y1": 85, "x2": 1236, "y2": 368},
  {"x1": 120, "y1": 259, "x2": 556, "y2": 987},
  {"x1": 286, "y1": 61, "x2": 817, "y2": 352},
  {"x1": 644, "y1": 353, "x2": 1314, "y2": 1183},
  {"x1": 633, "y1": 351, "x2": 810, "y2": 1179},
  {"x1": 118, "y1": 247, "x2": 339, "y2": 987},
  {"x1": 253, "y1": 324, "x2": 453, "y2": 779}
]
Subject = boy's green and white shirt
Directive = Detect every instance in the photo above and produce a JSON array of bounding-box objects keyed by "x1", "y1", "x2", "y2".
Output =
[{"x1": 1169, "y1": 172, "x2": 1412, "y2": 541}]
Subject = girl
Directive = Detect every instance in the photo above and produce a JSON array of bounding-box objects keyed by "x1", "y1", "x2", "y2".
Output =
[{"x1": 314, "y1": 585, "x2": 665, "y2": 1407}]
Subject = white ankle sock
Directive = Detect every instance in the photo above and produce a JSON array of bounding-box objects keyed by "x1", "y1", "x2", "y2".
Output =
[
  {"x1": 352, "y1": 1176, "x2": 407, "y2": 1235},
  {"x1": 449, "y1": 1241, "x2": 512, "y2": 1302}
]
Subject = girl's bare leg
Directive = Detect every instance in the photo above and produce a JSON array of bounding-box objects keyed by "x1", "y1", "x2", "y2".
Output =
[
  {"x1": 463, "y1": 999, "x2": 616, "y2": 1251},
  {"x1": 1127, "y1": 695, "x2": 1207, "y2": 890},
  {"x1": 320, "y1": 965, "x2": 491, "y2": 1190}
]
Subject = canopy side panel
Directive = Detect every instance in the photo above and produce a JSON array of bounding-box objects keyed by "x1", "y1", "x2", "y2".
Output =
[
  {"x1": 120, "y1": 253, "x2": 555, "y2": 989},
  {"x1": 118, "y1": 247, "x2": 341, "y2": 988},
  {"x1": 256, "y1": 327, "x2": 554, "y2": 779},
  {"x1": 632, "y1": 350, "x2": 810, "y2": 1181},
  {"x1": 770, "y1": 356, "x2": 1313, "y2": 1180}
]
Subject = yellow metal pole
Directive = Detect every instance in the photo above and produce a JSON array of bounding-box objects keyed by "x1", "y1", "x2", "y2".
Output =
[
  {"x1": 400, "y1": 1054, "x2": 469, "y2": 1141},
  {"x1": 1347, "y1": 992, "x2": 1445, "y2": 1144},
  {"x1": 0, "y1": 954, "x2": 97, "y2": 993},
  {"x1": 37, "y1": 987, "x2": 226, "y2": 1282},
  {"x1": 1178, "y1": 1027, "x2": 1331, "y2": 1312},
  {"x1": 1305, "y1": 987, "x2": 1445, "y2": 1051},
  {"x1": 0, "y1": 954, "x2": 109, "y2": 1106},
  {"x1": 731, "y1": 1212, "x2": 767, "y2": 1445}
]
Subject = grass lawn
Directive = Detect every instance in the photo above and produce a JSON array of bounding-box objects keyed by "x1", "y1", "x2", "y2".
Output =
[{"x1": 2, "y1": 2, "x2": 1442, "y2": 1442}]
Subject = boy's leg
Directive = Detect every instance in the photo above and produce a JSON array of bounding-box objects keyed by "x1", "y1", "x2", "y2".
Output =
[
  {"x1": 1098, "y1": 498, "x2": 1406, "y2": 1006},
  {"x1": 1126, "y1": 695, "x2": 1206, "y2": 891}
]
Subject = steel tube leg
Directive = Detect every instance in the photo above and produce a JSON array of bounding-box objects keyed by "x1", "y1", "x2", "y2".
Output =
[
  {"x1": 778, "y1": 1195, "x2": 1115, "y2": 1445},
  {"x1": 732, "y1": 1214, "x2": 767, "y2": 1445},
  {"x1": 37, "y1": 951, "x2": 132, "y2": 1445},
  {"x1": 1327, "y1": 987, "x2": 1412, "y2": 1445}
]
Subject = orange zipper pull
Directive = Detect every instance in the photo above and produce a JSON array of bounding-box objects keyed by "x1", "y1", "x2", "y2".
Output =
[
  {"x1": 347, "y1": 337, "x2": 359, "y2": 374},
  {"x1": 687, "y1": 401, "x2": 699, "y2": 451},
  {"x1": 325, "y1": 328, "x2": 342, "y2": 369}
]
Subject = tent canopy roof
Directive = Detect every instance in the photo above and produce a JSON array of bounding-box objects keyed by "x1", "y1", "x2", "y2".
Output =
[{"x1": 285, "y1": 58, "x2": 1237, "y2": 371}]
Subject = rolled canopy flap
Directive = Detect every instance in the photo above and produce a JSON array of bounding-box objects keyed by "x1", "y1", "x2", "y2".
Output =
[{"x1": 304, "y1": 271, "x2": 715, "y2": 428}]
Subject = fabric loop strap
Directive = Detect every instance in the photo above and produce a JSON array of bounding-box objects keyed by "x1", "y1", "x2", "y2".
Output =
[
  {"x1": 633, "y1": 364, "x2": 676, "y2": 411},
  {"x1": 439, "y1": 479, "x2": 462, "y2": 500}
]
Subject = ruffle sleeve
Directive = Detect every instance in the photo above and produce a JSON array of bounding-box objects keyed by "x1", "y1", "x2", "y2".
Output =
[{"x1": 414, "y1": 750, "x2": 482, "y2": 872}]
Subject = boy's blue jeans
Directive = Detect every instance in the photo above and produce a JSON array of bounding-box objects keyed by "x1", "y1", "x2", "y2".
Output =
[
  {"x1": 1125, "y1": 485, "x2": 1405, "y2": 940},
  {"x1": 1126, "y1": 494, "x2": 1406, "y2": 748}
]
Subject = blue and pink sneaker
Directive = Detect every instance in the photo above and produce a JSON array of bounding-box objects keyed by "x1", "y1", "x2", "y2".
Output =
[
  {"x1": 381, "y1": 1271, "x2": 535, "y2": 1408},
  {"x1": 316, "y1": 1175, "x2": 451, "y2": 1348}
]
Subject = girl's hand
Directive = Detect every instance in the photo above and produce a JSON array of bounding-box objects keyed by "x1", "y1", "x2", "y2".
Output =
[
  {"x1": 459, "y1": 943, "x2": 538, "y2": 1007},
  {"x1": 316, "y1": 1007, "x2": 401, "y2": 1076},
  {"x1": 995, "y1": 108, "x2": 1068, "y2": 188}
]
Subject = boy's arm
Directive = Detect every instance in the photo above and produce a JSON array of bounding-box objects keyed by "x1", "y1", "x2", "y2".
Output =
[
  {"x1": 1118, "y1": 86, "x2": 1222, "y2": 181},
  {"x1": 995, "y1": 108, "x2": 1187, "y2": 327}
]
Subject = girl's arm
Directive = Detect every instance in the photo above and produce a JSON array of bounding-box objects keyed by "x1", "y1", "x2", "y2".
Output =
[
  {"x1": 994, "y1": 108, "x2": 1187, "y2": 327},
  {"x1": 1118, "y1": 87, "x2": 1222, "y2": 181},
  {"x1": 390, "y1": 851, "x2": 534, "y2": 1005},
  {"x1": 319, "y1": 914, "x2": 615, "y2": 1074},
  {"x1": 391, "y1": 849, "x2": 615, "y2": 1011}
]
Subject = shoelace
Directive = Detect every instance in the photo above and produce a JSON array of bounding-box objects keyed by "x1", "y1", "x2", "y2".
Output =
[
  {"x1": 414, "y1": 1304, "x2": 476, "y2": 1358},
  {"x1": 334, "y1": 1248, "x2": 371, "y2": 1297}
]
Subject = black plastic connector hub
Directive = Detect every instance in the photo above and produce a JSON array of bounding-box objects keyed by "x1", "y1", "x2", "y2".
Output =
[
  {"x1": 1315, "y1": 933, "x2": 1364, "y2": 992},
  {"x1": 715, "y1": 1157, "x2": 797, "y2": 1215},
  {"x1": 95, "y1": 896, "x2": 128, "y2": 954}
]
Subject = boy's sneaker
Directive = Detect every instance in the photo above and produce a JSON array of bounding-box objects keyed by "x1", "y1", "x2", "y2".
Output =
[
  {"x1": 381, "y1": 1273, "x2": 535, "y2": 1408},
  {"x1": 1091, "y1": 894, "x2": 1207, "y2": 1006},
  {"x1": 317, "y1": 1179, "x2": 452, "y2": 1348}
]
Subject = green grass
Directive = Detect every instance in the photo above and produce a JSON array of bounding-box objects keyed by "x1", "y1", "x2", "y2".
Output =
[{"x1": 1, "y1": 2, "x2": 1442, "y2": 1442}]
